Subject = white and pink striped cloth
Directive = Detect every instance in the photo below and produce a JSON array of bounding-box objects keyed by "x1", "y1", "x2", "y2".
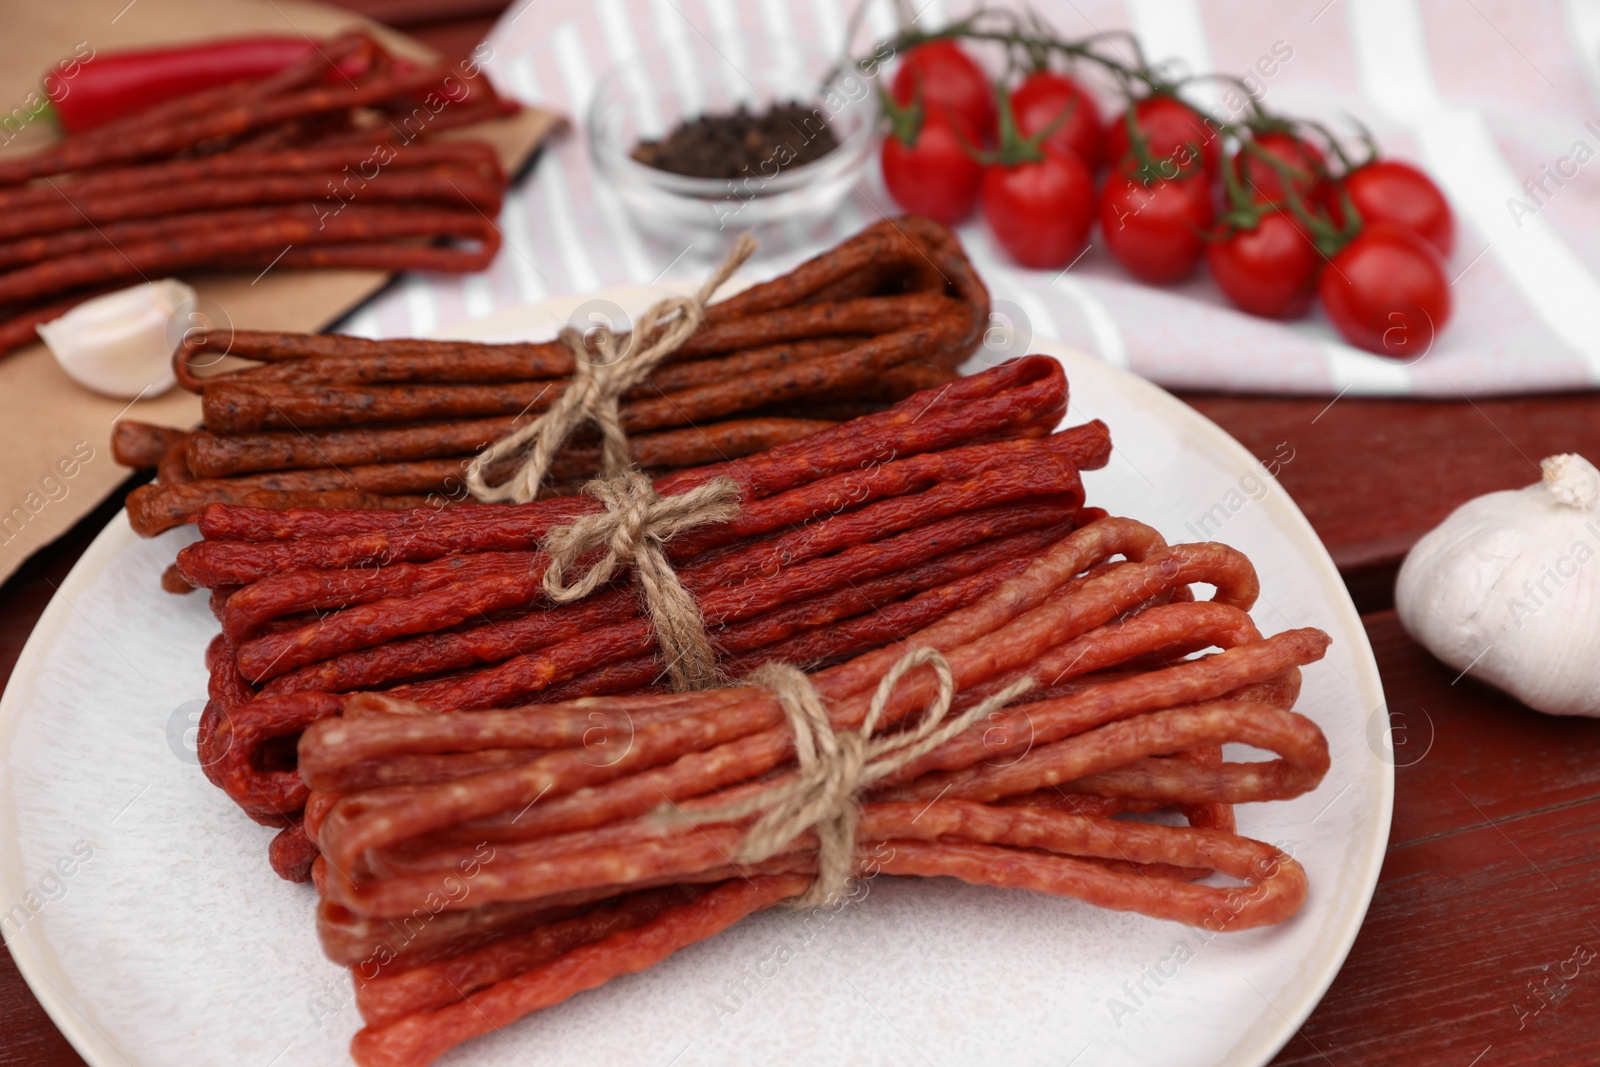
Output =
[{"x1": 341, "y1": 0, "x2": 1600, "y2": 397}]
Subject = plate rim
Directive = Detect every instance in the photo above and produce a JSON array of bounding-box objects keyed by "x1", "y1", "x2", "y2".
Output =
[{"x1": 0, "y1": 291, "x2": 1394, "y2": 1067}]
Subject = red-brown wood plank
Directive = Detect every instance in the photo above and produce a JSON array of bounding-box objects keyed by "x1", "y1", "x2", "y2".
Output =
[
  {"x1": 1272, "y1": 795, "x2": 1600, "y2": 1066},
  {"x1": 1180, "y1": 393, "x2": 1600, "y2": 613},
  {"x1": 1269, "y1": 611, "x2": 1600, "y2": 1066}
]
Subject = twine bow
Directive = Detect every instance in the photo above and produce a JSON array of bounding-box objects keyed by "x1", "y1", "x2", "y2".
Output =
[
  {"x1": 463, "y1": 235, "x2": 758, "y2": 692},
  {"x1": 694, "y1": 648, "x2": 1035, "y2": 908},
  {"x1": 463, "y1": 233, "x2": 758, "y2": 505},
  {"x1": 542, "y1": 469, "x2": 739, "y2": 691}
]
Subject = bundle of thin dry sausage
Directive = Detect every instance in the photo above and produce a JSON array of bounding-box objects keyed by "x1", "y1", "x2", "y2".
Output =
[
  {"x1": 115, "y1": 217, "x2": 991, "y2": 541},
  {"x1": 183, "y1": 356, "x2": 1089, "y2": 837},
  {"x1": 288, "y1": 510, "x2": 1332, "y2": 1067},
  {"x1": 0, "y1": 30, "x2": 520, "y2": 356}
]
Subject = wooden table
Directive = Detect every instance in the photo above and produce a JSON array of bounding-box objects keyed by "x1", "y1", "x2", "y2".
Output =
[{"x1": 6, "y1": 5, "x2": 1600, "y2": 1065}]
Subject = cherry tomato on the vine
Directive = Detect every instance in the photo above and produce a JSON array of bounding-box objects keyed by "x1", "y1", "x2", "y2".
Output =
[
  {"x1": 981, "y1": 148, "x2": 1096, "y2": 268},
  {"x1": 1011, "y1": 71, "x2": 1105, "y2": 170},
  {"x1": 880, "y1": 113, "x2": 983, "y2": 224},
  {"x1": 1099, "y1": 159, "x2": 1215, "y2": 283},
  {"x1": 1231, "y1": 131, "x2": 1327, "y2": 203},
  {"x1": 1208, "y1": 209, "x2": 1323, "y2": 318},
  {"x1": 1334, "y1": 159, "x2": 1454, "y2": 257},
  {"x1": 1105, "y1": 94, "x2": 1221, "y2": 177},
  {"x1": 1318, "y1": 221, "x2": 1451, "y2": 357},
  {"x1": 891, "y1": 41, "x2": 996, "y2": 142}
]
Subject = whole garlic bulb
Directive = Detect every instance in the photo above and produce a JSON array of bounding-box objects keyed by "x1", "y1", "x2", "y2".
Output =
[{"x1": 1396, "y1": 453, "x2": 1600, "y2": 716}]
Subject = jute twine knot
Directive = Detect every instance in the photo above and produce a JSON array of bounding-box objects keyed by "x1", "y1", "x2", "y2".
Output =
[
  {"x1": 462, "y1": 235, "x2": 758, "y2": 692},
  {"x1": 694, "y1": 648, "x2": 1035, "y2": 908},
  {"x1": 543, "y1": 469, "x2": 739, "y2": 691},
  {"x1": 463, "y1": 232, "x2": 758, "y2": 504}
]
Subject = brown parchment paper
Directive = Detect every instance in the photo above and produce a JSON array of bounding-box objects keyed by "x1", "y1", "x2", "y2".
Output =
[{"x1": 0, "y1": 0, "x2": 563, "y2": 583}]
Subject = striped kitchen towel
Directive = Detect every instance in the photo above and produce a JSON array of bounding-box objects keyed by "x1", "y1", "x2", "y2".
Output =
[{"x1": 339, "y1": 0, "x2": 1600, "y2": 397}]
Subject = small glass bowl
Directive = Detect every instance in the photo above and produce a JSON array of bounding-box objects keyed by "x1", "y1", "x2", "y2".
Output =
[{"x1": 586, "y1": 42, "x2": 880, "y2": 249}]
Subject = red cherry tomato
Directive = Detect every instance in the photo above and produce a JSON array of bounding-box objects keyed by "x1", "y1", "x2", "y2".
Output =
[
  {"x1": 1318, "y1": 222, "x2": 1451, "y2": 357},
  {"x1": 1336, "y1": 159, "x2": 1455, "y2": 257},
  {"x1": 981, "y1": 150, "x2": 1096, "y2": 268},
  {"x1": 880, "y1": 114, "x2": 983, "y2": 224},
  {"x1": 1230, "y1": 131, "x2": 1327, "y2": 203},
  {"x1": 891, "y1": 41, "x2": 996, "y2": 142},
  {"x1": 1098, "y1": 161, "x2": 1215, "y2": 283},
  {"x1": 1011, "y1": 71, "x2": 1105, "y2": 170},
  {"x1": 1105, "y1": 94, "x2": 1220, "y2": 177},
  {"x1": 1208, "y1": 210, "x2": 1323, "y2": 318}
]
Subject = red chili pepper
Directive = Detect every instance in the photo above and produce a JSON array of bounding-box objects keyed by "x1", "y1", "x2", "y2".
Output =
[{"x1": 43, "y1": 35, "x2": 368, "y2": 134}]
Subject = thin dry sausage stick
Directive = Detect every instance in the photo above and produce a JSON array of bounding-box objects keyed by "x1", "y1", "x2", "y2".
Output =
[
  {"x1": 640, "y1": 337, "x2": 864, "y2": 396},
  {"x1": 714, "y1": 532, "x2": 1073, "y2": 678},
  {"x1": 0, "y1": 165, "x2": 504, "y2": 242},
  {"x1": 351, "y1": 886, "x2": 703, "y2": 1029},
  {"x1": 345, "y1": 876, "x2": 806, "y2": 1067},
  {"x1": 704, "y1": 221, "x2": 960, "y2": 322},
  {"x1": 182, "y1": 294, "x2": 937, "y2": 397},
  {"x1": 222, "y1": 549, "x2": 557, "y2": 645},
  {"x1": 156, "y1": 441, "x2": 193, "y2": 484},
  {"x1": 0, "y1": 141, "x2": 500, "y2": 214},
  {"x1": 0, "y1": 64, "x2": 461, "y2": 184},
  {"x1": 127, "y1": 483, "x2": 438, "y2": 536},
  {"x1": 183, "y1": 415, "x2": 834, "y2": 480},
  {"x1": 0, "y1": 202, "x2": 500, "y2": 274},
  {"x1": 0, "y1": 215, "x2": 498, "y2": 307},
  {"x1": 0, "y1": 286, "x2": 123, "y2": 357},
  {"x1": 318, "y1": 895, "x2": 587, "y2": 973},
  {"x1": 112, "y1": 420, "x2": 188, "y2": 468},
  {"x1": 269, "y1": 819, "x2": 319, "y2": 882},
  {"x1": 175, "y1": 329, "x2": 572, "y2": 384},
  {"x1": 879, "y1": 628, "x2": 1330, "y2": 789},
  {"x1": 668, "y1": 294, "x2": 960, "y2": 358},
  {"x1": 338, "y1": 817, "x2": 1284, "y2": 1067},
  {"x1": 877, "y1": 702, "x2": 1330, "y2": 809},
  {"x1": 228, "y1": 335, "x2": 860, "y2": 392},
  {"x1": 210, "y1": 690, "x2": 345, "y2": 818},
  {"x1": 229, "y1": 241, "x2": 501, "y2": 274},
  {"x1": 195, "y1": 312, "x2": 959, "y2": 434}
]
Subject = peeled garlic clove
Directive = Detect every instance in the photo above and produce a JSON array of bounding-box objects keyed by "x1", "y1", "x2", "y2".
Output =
[
  {"x1": 36, "y1": 279, "x2": 196, "y2": 399},
  {"x1": 1396, "y1": 453, "x2": 1600, "y2": 717}
]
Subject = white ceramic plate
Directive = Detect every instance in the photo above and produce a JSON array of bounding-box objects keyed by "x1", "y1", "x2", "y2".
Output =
[{"x1": 0, "y1": 288, "x2": 1391, "y2": 1067}]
